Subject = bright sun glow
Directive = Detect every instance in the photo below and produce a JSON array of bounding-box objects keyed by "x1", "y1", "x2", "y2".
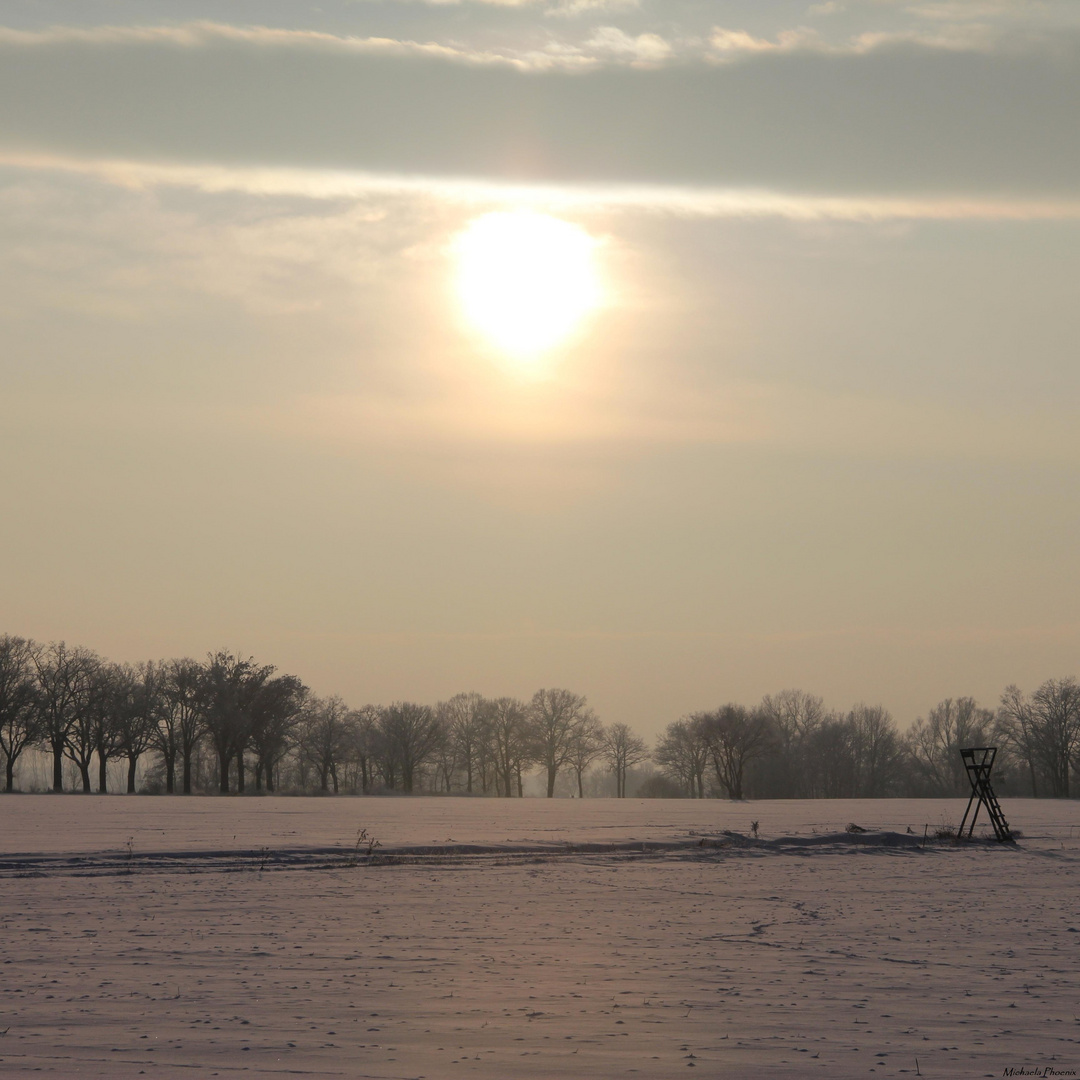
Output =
[{"x1": 455, "y1": 210, "x2": 601, "y2": 360}]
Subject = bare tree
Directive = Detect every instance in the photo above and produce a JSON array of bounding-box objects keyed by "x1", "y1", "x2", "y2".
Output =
[
  {"x1": 848, "y1": 703, "x2": 903, "y2": 797},
  {"x1": 379, "y1": 702, "x2": 443, "y2": 793},
  {"x1": 346, "y1": 705, "x2": 380, "y2": 794},
  {"x1": 653, "y1": 717, "x2": 709, "y2": 797},
  {"x1": 157, "y1": 658, "x2": 205, "y2": 794},
  {"x1": 201, "y1": 652, "x2": 274, "y2": 794},
  {"x1": 111, "y1": 662, "x2": 164, "y2": 794},
  {"x1": 757, "y1": 690, "x2": 825, "y2": 798},
  {"x1": 997, "y1": 684, "x2": 1040, "y2": 797},
  {"x1": 85, "y1": 662, "x2": 123, "y2": 793},
  {"x1": 439, "y1": 692, "x2": 488, "y2": 794},
  {"x1": 63, "y1": 655, "x2": 109, "y2": 793},
  {"x1": 1030, "y1": 677, "x2": 1080, "y2": 798},
  {"x1": 431, "y1": 709, "x2": 459, "y2": 793},
  {"x1": 250, "y1": 675, "x2": 305, "y2": 792},
  {"x1": 304, "y1": 695, "x2": 352, "y2": 793},
  {"x1": 0, "y1": 635, "x2": 40, "y2": 792},
  {"x1": 602, "y1": 722, "x2": 649, "y2": 798},
  {"x1": 802, "y1": 714, "x2": 858, "y2": 797},
  {"x1": 487, "y1": 697, "x2": 531, "y2": 797},
  {"x1": 700, "y1": 705, "x2": 776, "y2": 800},
  {"x1": 528, "y1": 688, "x2": 591, "y2": 798},
  {"x1": 31, "y1": 641, "x2": 96, "y2": 792},
  {"x1": 907, "y1": 697, "x2": 992, "y2": 795},
  {"x1": 565, "y1": 710, "x2": 605, "y2": 798}
]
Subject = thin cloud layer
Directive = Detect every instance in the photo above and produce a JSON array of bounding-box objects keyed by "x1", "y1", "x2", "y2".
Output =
[{"x1": 1, "y1": 22, "x2": 1078, "y2": 196}]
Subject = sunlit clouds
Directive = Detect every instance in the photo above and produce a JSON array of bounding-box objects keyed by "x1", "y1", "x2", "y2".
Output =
[{"x1": 11, "y1": 150, "x2": 1080, "y2": 223}]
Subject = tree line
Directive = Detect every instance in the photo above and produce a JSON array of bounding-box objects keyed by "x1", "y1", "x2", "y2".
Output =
[
  {"x1": 651, "y1": 684, "x2": 1080, "y2": 800},
  {"x1": 0, "y1": 636, "x2": 645, "y2": 797},
  {"x1": 2, "y1": 635, "x2": 1076, "y2": 798}
]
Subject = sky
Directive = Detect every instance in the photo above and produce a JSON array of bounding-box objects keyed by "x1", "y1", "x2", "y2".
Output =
[{"x1": 1, "y1": 0, "x2": 1078, "y2": 738}]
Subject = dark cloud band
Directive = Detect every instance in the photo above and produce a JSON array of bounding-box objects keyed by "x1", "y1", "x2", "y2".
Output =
[{"x1": 1, "y1": 26, "x2": 1077, "y2": 196}]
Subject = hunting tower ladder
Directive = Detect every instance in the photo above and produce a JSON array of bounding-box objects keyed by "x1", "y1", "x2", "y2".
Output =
[{"x1": 958, "y1": 747, "x2": 1013, "y2": 842}]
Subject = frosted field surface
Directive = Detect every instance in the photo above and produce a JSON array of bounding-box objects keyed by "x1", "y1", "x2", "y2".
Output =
[{"x1": 1, "y1": 797, "x2": 1078, "y2": 1079}]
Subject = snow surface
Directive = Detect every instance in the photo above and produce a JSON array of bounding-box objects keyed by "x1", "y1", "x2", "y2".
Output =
[{"x1": 1, "y1": 797, "x2": 1077, "y2": 1078}]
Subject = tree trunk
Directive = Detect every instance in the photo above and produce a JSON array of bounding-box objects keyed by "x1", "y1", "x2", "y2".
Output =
[
  {"x1": 52, "y1": 742, "x2": 64, "y2": 792},
  {"x1": 127, "y1": 755, "x2": 138, "y2": 794},
  {"x1": 236, "y1": 749, "x2": 246, "y2": 793},
  {"x1": 546, "y1": 764, "x2": 557, "y2": 798},
  {"x1": 331, "y1": 766, "x2": 339, "y2": 795},
  {"x1": 218, "y1": 749, "x2": 230, "y2": 794},
  {"x1": 98, "y1": 754, "x2": 108, "y2": 794},
  {"x1": 577, "y1": 770, "x2": 584, "y2": 798},
  {"x1": 165, "y1": 758, "x2": 175, "y2": 795},
  {"x1": 517, "y1": 766, "x2": 523, "y2": 798},
  {"x1": 6, "y1": 757, "x2": 15, "y2": 792},
  {"x1": 266, "y1": 763, "x2": 276, "y2": 794},
  {"x1": 183, "y1": 752, "x2": 193, "y2": 795},
  {"x1": 79, "y1": 763, "x2": 91, "y2": 793}
]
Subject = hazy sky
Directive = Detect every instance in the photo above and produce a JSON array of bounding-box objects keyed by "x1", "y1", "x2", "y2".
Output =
[{"x1": 2, "y1": 0, "x2": 1078, "y2": 736}]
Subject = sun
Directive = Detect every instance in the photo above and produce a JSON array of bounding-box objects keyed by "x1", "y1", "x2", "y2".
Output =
[{"x1": 454, "y1": 210, "x2": 601, "y2": 361}]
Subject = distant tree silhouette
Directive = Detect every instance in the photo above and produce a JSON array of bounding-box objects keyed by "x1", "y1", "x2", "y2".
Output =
[
  {"x1": 158, "y1": 658, "x2": 205, "y2": 794},
  {"x1": 304, "y1": 695, "x2": 351, "y2": 793},
  {"x1": 1030, "y1": 678, "x2": 1080, "y2": 798},
  {"x1": 113, "y1": 662, "x2": 163, "y2": 793},
  {"x1": 907, "y1": 697, "x2": 992, "y2": 796},
  {"x1": 700, "y1": 705, "x2": 776, "y2": 800},
  {"x1": 201, "y1": 652, "x2": 273, "y2": 794},
  {"x1": 31, "y1": 641, "x2": 96, "y2": 792},
  {"x1": 487, "y1": 696, "x2": 531, "y2": 797},
  {"x1": 347, "y1": 705, "x2": 381, "y2": 794},
  {"x1": 63, "y1": 656, "x2": 108, "y2": 793},
  {"x1": 528, "y1": 688, "x2": 591, "y2": 798},
  {"x1": 0, "y1": 635, "x2": 41, "y2": 793},
  {"x1": 997, "y1": 684, "x2": 1041, "y2": 797},
  {"x1": 654, "y1": 717, "x2": 709, "y2": 797},
  {"x1": 847, "y1": 704, "x2": 903, "y2": 797},
  {"x1": 85, "y1": 662, "x2": 123, "y2": 793},
  {"x1": 250, "y1": 674, "x2": 305, "y2": 792},
  {"x1": 379, "y1": 702, "x2": 442, "y2": 793},
  {"x1": 602, "y1": 722, "x2": 649, "y2": 798},
  {"x1": 441, "y1": 692, "x2": 487, "y2": 794},
  {"x1": 567, "y1": 711, "x2": 605, "y2": 798},
  {"x1": 757, "y1": 690, "x2": 826, "y2": 798}
]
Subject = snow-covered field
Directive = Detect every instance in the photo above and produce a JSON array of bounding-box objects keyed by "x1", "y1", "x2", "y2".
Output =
[{"x1": 1, "y1": 797, "x2": 1078, "y2": 1078}]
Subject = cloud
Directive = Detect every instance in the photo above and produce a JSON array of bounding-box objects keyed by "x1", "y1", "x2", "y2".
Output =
[
  {"x1": 582, "y1": 26, "x2": 673, "y2": 63},
  {"x1": 707, "y1": 22, "x2": 1002, "y2": 57},
  {"x1": 0, "y1": 21, "x2": 1078, "y2": 197},
  {"x1": 7, "y1": 149, "x2": 1080, "y2": 221},
  {"x1": 709, "y1": 27, "x2": 821, "y2": 54},
  {"x1": 546, "y1": 0, "x2": 642, "y2": 17}
]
